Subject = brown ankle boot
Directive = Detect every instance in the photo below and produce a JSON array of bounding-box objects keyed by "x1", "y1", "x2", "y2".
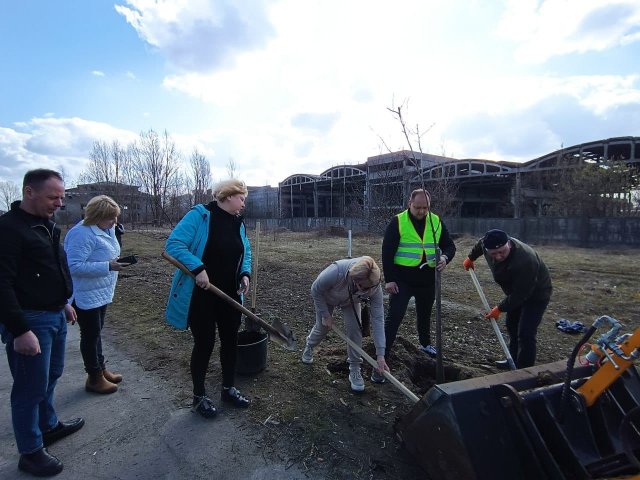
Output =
[
  {"x1": 86, "y1": 372, "x2": 118, "y2": 394},
  {"x1": 102, "y1": 368, "x2": 123, "y2": 384}
]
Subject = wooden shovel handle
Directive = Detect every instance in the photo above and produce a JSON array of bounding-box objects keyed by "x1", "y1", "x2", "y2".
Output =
[
  {"x1": 331, "y1": 324, "x2": 419, "y2": 403},
  {"x1": 468, "y1": 269, "x2": 516, "y2": 370}
]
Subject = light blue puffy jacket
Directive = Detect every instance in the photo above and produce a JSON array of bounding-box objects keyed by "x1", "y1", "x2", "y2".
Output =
[
  {"x1": 64, "y1": 221, "x2": 121, "y2": 309},
  {"x1": 165, "y1": 204, "x2": 252, "y2": 330}
]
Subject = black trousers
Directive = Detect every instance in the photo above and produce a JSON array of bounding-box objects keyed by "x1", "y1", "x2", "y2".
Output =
[
  {"x1": 75, "y1": 304, "x2": 108, "y2": 375},
  {"x1": 505, "y1": 296, "x2": 550, "y2": 368},
  {"x1": 188, "y1": 288, "x2": 241, "y2": 397},
  {"x1": 384, "y1": 280, "x2": 436, "y2": 354}
]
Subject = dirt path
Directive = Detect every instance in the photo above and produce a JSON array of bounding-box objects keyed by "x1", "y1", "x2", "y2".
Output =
[{"x1": 0, "y1": 326, "x2": 312, "y2": 480}]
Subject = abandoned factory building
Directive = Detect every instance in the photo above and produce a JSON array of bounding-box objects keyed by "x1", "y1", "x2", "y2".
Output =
[{"x1": 278, "y1": 136, "x2": 640, "y2": 220}]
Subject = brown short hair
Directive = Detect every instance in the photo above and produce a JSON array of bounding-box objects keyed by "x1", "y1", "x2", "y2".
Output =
[
  {"x1": 348, "y1": 256, "x2": 381, "y2": 287},
  {"x1": 23, "y1": 169, "x2": 63, "y2": 191},
  {"x1": 83, "y1": 195, "x2": 121, "y2": 226},
  {"x1": 410, "y1": 188, "x2": 431, "y2": 205},
  {"x1": 213, "y1": 179, "x2": 248, "y2": 202}
]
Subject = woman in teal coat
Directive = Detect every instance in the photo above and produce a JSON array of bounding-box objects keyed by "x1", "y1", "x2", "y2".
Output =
[{"x1": 165, "y1": 179, "x2": 252, "y2": 418}]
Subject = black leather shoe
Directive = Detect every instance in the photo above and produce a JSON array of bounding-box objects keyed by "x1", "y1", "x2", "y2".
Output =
[
  {"x1": 18, "y1": 447, "x2": 63, "y2": 476},
  {"x1": 43, "y1": 418, "x2": 85, "y2": 447},
  {"x1": 495, "y1": 360, "x2": 511, "y2": 370}
]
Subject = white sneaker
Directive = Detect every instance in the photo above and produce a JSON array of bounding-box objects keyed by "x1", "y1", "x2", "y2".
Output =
[
  {"x1": 301, "y1": 344, "x2": 314, "y2": 364},
  {"x1": 349, "y1": 369, "x2": 365, "y2": 392}
]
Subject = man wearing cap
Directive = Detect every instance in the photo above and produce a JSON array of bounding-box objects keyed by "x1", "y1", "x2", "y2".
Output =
[
  {"x1": 381, "y1": 188, "x2": 456, "y2": 366},
  {"x1": 463, "y1": 229, "x2": 552, "y2": 369}
]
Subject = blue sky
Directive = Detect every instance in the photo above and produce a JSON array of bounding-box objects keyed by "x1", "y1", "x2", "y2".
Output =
[{"x1": 1, "y1": 0, "x2": 639, "y2": 188}]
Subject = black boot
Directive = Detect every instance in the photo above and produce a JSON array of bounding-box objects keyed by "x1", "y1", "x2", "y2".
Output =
[
  {"x1": 18, "y1": 447, "x2": 63, "y2": 476},
  {"x1": 221, "y1": 387, "x2": 250, "y2": 408},
  {"x1": 495, "y1": 360, "x2": 511, "y2": 370}
]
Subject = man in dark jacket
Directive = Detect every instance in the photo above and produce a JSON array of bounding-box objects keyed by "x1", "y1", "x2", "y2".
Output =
[
  {"x1": 0, "y1": 169, "x2": 84, "y2": 477},
  {"x1": 463, "y1": 229, "x2": 552, "y2": 369},
  {"x1": 381, "y1": 189, "x2": 456, "y2": 367}
]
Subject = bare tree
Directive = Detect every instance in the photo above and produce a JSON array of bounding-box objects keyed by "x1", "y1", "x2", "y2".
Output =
[
  {"x1": 86, "y1": 141, "x2": 113, "y2": 183},
  {"x1": 189, "y1": 149, "x2": 212, "y2": 205},
  {"x1": 544, "y1": 156, "x2": 638, "y2": 217},
  {"x1": 0, "y1": 180, "x2": 21, "y2": 211},
  {"x1": 386, "y1": 100, "x2": 458, "y2": 215},
  {"x1": 367, "y1": 100, "x2": 458, "y2": 231},
  {"x1": 131, "y1": 129, "x2": 181, "y2": 225},
  {"x1": 227, "y1": 158, "x2": 237, "y2": 179}
]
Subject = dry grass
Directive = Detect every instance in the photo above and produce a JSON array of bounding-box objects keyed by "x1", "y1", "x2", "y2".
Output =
[{"x1": 104, "y1": 228, "x2": 640, "y2": 479}]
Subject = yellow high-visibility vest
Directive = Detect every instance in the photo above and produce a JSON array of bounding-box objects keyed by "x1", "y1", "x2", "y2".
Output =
[{"x1": 393, "y1": 210, "x2": 441, "y2": 267}]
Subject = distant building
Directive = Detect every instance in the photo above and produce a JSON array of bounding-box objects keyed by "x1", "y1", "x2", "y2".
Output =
[
  {"x1": 60, "y1": 181, "x2": 152, "y2": 226},
  {"x1": 245, "y1": 186, "x2": 279, "y2": 218}
]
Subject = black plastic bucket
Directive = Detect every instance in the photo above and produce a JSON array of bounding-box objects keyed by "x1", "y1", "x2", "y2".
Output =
[{"x1": 236, "y1": 330, "x2": 268, "y2": 375}]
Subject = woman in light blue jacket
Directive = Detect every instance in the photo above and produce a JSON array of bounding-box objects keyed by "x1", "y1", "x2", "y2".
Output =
[
  {"x1": 64, "y1": 195, "x2": 125, "y2": 395},
  {"x1": 165, "y1": 179, "x2": 252, "y2": 419}
]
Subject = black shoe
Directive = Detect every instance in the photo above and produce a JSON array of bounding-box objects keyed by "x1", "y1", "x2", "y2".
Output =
[
  {"x1": 221, "y1": 387, "x2": 250, "y2": 408},
  {"x1": 18, "y1": 447, "x2": 63, "y2": 477},
  {"x1": 42, "y1": 418, "x2": 85, "y2": 447},
  {"x1": 495, "y1": 360, "x2": 511, "y2": 370},
  {"x1": 192, "y1": 395, "x2": 218, "y2": 419}
]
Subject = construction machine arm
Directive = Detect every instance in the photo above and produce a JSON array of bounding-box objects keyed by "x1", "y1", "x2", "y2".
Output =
[{"x1": 577, "y1": 316, "x2": 640, "y2": 407}]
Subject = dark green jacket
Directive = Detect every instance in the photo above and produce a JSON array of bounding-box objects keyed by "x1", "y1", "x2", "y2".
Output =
[{"x1": 468, "y1": 237, "x2": 552, "y2": 312}]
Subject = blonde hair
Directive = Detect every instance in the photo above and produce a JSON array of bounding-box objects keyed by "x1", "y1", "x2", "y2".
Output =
[
  {"x1": 83, "y1": 195, "x2": 121, "y2": 226},
  {"x1": 214, "y1": 179, "x2": 248, "y2": 202},
  {"x1": 348, "y1": 256, "x2": 381, "y2": 287}
]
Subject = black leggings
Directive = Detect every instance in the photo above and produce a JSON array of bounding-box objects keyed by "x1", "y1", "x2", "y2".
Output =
[
  {"x1": 75, "y1": 304, "x2": 108, "y2": 374},
  {"x1": 188, "y1": 290, "x2": 241, "y2": 397}
]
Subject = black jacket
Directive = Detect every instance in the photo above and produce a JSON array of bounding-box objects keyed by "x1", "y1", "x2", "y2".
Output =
[
  {"x1": 382, "y1": 210, "x2": 456, "y2": 286},
  {"x1": 0, "y1": 201, "x2": 73, "y2": 337}
]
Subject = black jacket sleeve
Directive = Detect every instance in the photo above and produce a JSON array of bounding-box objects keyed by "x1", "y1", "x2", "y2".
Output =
[
  {"x1": 468, "y1": 238, "x2": 484, "y2": 261},
  {"x1": 0, "y1": 224, "x2": 29, "y2": 337},
  {"x1": 381, "y1": 216, "x2": 400, "y2": 283},
  {"x1": 438, "y1": 220, "x2": 456, "y2": 263}
]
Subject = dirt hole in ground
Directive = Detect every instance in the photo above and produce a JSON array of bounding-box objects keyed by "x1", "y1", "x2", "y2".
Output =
[{"x1": 319, "y1": 335, "x2": 475, "y2": 394}]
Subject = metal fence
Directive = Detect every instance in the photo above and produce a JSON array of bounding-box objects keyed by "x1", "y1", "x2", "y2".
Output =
[{"x1": 244, "y1": 216, "x2": 640, "y2": 247}]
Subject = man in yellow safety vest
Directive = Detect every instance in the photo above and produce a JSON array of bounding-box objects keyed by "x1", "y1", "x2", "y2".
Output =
[{"x1": 379, "y1": 188, "x2": 456, "y2": 379}]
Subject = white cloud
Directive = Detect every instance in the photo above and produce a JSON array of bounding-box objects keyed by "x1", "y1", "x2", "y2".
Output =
[
  {"x1": 114, "y1": 0, "x2": 275, "y2": 72},
  {"x1": 92, "y1": 70, "x2": 106, "y2": 77},
  {"x1": 0, "y1": 118, "x2": 137, "y2": 184},
  {"x1": 126, "y1": 71, "x2": 137, "y2": 79},
  {"x1": 496, "y1": 0, "x2": 640, "y2": 63}
]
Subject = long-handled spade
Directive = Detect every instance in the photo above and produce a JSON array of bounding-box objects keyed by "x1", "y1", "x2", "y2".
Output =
[
  {"x1": 162, "y1": 252, "x2": 297, "y2": 351},
  {"x1": 468, "y1": 269, "x2": 516, "y2": 370},
  {"x1": 331, "y1": 324, "x2": 420, "y2": 403},
  {"x1": 434, "y1": 249, "x2": 444, "y2": 383}
]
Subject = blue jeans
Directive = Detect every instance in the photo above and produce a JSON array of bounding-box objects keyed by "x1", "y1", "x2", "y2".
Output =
[{"x1": 3, "y1": 310, "x2": 67, "y2": 453}]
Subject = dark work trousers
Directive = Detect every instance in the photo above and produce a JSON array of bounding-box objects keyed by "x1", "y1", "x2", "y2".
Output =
[
  {"x1": 384, "y1": 280, "x2": 436, "y2": 354},
  {"x1": 505, "y1": 297, "x2": 550, "y2": 368},
  {"x1": 188, "y1": 289, "x2": 242, "y2": 397},
  {"x1": 75, "y1": 304, "x2": 108, "y2": 375}
]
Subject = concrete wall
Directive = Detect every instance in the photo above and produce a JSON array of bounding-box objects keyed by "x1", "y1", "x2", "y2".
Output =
[{"x1": 446, "y1": 217, "x2": 640, "y2": 247}]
